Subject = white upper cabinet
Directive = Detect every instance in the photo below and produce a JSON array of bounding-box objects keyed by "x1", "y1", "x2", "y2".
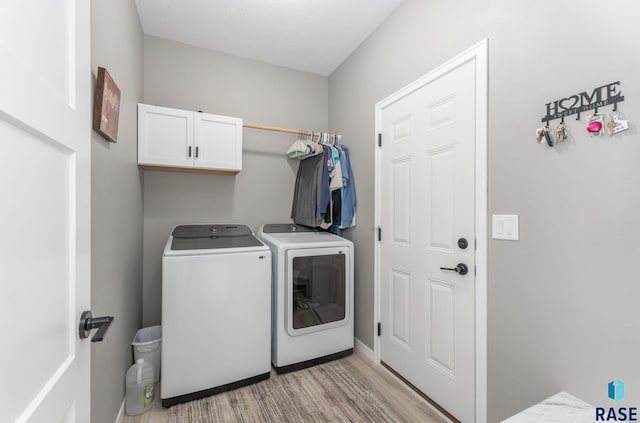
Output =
[
  {"x1": 194, "y1": 112, "x2": 243, "y2": 171},
  {"x1": 138, "y1": 104, "x2": 193, "y2": 168},
  {"x1": 138, "y1": 104, "x2": 242, "y2": 174}
]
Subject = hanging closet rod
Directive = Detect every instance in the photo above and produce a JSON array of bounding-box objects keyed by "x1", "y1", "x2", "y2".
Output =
[{"x1": 243, "y1": 122, "x2": 337, "y2": 138}]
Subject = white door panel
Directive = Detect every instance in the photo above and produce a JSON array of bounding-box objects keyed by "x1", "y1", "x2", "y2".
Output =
[
  {"x1": 380, "y1": 59, "x2": 476, "y2": 422},
  {"x1": 427, "y1": 278, "x2": 456, "y2": 374},
  {"x1": 391, "y1": 159, "x2": 412, "y2": 246},
  {"x1": 0, "y1": 1, "x2": 91, "y2": 422},
  {"x1": 390, "y1": 269, "x2": 411, "y2": 348}
]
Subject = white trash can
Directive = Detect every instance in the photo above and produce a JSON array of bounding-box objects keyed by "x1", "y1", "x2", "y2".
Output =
[{"x1": 132, "y1": 326, "x2": 161, "y2": 383}]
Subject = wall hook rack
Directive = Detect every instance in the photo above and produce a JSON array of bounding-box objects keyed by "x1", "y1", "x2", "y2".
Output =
[{"x1": 541, "y1": 81, "x2": 624, "y2": 124}]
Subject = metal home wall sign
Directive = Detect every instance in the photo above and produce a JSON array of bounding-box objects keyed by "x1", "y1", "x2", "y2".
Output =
[{"x1": 541, "y1": 81, "x2": 624, "y2": 123}]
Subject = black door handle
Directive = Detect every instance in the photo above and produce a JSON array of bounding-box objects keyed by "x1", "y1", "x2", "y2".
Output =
[
  {"x1": 79, "y1": 311, "x2": 114, "y2": 342},
  {"x1": 440, "y1": 263, "x2": 469, "y2": 275}
]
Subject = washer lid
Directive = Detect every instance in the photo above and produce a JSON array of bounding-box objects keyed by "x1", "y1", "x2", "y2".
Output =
[
  {"x1": 172, "y1": 224, "x2": 253, "y2": 238},
  {"x1": 170, "y1": 224, "x2": 263, "y2": 251}
]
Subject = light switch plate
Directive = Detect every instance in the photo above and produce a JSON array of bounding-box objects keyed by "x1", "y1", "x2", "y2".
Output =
[{"x1": 492, "y1": 215, "x2": 519, "y2": 240}]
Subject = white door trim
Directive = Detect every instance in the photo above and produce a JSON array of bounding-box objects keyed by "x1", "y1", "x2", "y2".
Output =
[{"x1": 374, "y1": 39, "x2": 488, "y2": 423}]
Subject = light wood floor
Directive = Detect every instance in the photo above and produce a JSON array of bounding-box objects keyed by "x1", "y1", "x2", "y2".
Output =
[{"x1": 123, "y1": 350, "x2": 450, "y2": 423}]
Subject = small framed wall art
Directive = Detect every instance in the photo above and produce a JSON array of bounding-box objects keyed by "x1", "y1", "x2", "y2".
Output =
[{"x1": 93, "y1": 67, "x2": 121, "y2": 143}]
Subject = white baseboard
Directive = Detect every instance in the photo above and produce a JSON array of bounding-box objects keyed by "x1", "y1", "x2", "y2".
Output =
[
  {"x1": 354, "y1": 337, "x2": 375, "y2": 362},
  {"x1": 115, "y1": 398, "x2": 125, "y2": 423}
]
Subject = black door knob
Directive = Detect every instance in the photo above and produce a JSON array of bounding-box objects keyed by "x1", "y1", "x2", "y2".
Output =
[
  {"x1": 79, "y1": 311, "x2": 114, "y2": 342},
  {"x1": 439, "y1": 263, "x2": 469, "y2": 275}
]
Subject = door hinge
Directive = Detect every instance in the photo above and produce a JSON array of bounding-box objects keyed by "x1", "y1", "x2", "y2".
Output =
[
  {"x1": 378, "y1": 133, "x2": 382, "y2": 147},
  {"x1": 377, "y1": 322, "x2": 381, "y2": 337},
  {"x1": 377, "y1": 227, "x2": 382, "y2": 242}
]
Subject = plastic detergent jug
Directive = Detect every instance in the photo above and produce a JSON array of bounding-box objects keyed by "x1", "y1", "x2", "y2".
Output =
[{"x1": 125, "y1": 358, "x2": 155, "y2": 416}]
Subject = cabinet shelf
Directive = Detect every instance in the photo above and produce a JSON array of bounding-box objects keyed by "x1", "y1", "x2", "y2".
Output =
[{"x1": 139, "y1": 164, "x2": 239, "y2": 176}]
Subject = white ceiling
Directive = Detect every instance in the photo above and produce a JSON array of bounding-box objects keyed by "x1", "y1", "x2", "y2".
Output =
[{"x1": 134, "y1": 0, "x2": 404, "y2": 76}]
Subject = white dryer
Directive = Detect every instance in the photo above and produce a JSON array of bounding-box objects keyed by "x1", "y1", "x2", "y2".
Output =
[
  {"x1": 257, "y1": 224, "x2": 354, "y2": 373},
  {"x1": 161, "y1": 224, "x2": 271, "y2": 407}
]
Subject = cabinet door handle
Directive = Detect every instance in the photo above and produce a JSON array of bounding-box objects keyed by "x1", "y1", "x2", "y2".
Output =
[
  {"x1": 188, "y1": 146, "x2": 192, "y2": 157},
  {"x1": 196, "y1": 146, "x2": 199, "y2": 158}
]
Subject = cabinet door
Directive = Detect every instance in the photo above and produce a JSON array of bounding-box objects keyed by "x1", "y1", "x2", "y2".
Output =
[
  {"x1": 194, "y1": 112, "x2": 242, "y2": 171},
  {"x1": 138, "y1": 104, "x2": 194, "y2": 167}
]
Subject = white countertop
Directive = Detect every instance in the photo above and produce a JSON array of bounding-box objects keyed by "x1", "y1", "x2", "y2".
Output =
[{"x1": 502, "y1": 392, "x2": 594, "y2": 423}]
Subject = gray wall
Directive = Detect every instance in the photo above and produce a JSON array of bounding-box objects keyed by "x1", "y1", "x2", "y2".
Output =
[
  {"x1": 142, "y1": 36, "x2": 328, "y2": 325},
  {"x1": 90, "y1": 1, "x2": 144, "y2": 422},
  {"x1": 329, "y1": 0, "x2": 640, "y2": 421}
]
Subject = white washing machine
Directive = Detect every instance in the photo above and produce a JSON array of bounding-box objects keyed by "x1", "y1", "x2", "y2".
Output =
[
  {"x1": 161, "y1": 224, "x2": 271, "y2": 407},
  {"x1": 257, "y1": 224, "x2": 353, "y2": 373}
]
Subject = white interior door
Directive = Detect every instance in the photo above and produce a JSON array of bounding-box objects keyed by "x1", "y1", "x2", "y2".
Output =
[
  {"x1": 0, "y1": 1, "x2": 91, "y2": 422},
  {"x1": 378, "y1": 58, "x2": 477, "y2": 422}
]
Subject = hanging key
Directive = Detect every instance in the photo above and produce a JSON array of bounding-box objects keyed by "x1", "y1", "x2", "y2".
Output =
[
  {"x1": 543, "y1": 127, "x2": 553, "y2": 146},
  {"x1": 607, "y1": 116, "x2": 616, "y2": 136},
  {"x1": 555, "y1": 122, "x2": 567, "y2": 143}
]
